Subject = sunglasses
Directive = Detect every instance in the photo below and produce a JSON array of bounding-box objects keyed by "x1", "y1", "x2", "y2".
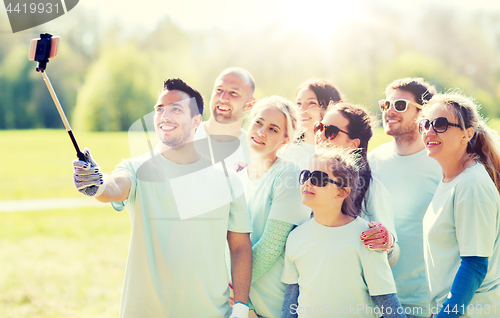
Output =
[
  {"x1": 313, "y1": 122, "x2": 354, "y2": 140},
  {"x1": 299, "y1": 170, "x2": 344, "y2": 187},
  {"x1": 379, "y1": 99, "x2": 422, "y2": 112},
  {"x1": 418, "y1": 117, "x2": 461, "y2": 134}
]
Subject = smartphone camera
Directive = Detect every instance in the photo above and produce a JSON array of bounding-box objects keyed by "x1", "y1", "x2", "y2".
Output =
[{"x1": 28, "y1": 33, "x2": 60, "y2": 72}]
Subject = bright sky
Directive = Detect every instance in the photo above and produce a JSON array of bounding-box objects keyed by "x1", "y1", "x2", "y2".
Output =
[
  {"x1": 0, "y1": 0, "x2": 498, "y2": 36},
  {"x1": 77, "y1": 0, "x2": 500, "y2": 34}
]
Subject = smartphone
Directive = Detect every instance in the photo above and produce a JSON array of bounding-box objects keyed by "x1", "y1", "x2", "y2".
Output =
[{"x1": 28, "y1": 35, "x2": 60, "y2": 61}]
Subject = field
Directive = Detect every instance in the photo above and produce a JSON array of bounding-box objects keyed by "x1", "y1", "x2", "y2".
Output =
[
  {"x1": 0, "y1": 130, "x2": 131, "y2": 200},
  {"x1": 0, "y1": 207, "x2": 130, "y2": 318},
  {"x1": 0, "y1": 129, "x2": 131, "y2": 317},
  {"x1": 1, "y1": 123, "x2": 498, "y2": 317}
]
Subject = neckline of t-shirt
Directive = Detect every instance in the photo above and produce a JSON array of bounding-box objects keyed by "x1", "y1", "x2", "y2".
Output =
[
  {"x1": 293, "y1": 141, "x2": 315, "y2": 150},
  {"x1": 391, "y1": 142, "x2": 428, "y2": 160},
  {"x1": 245, "y1": 157, "x2": 283, "y2": 182},
  {"x1": 440, "y1": 161, "x2": 480, "y2": 185},
  {"x1": 311, "y1": 216, "x2": 360, "y2": 233},
  {"x1": 201, "y1": 121, "x2": 246, "y2": 142},
  {"x1": 155, "y1": 150, "x2": 210, "y2": 168}
]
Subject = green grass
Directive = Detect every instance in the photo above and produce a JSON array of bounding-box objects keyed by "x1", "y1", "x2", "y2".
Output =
[
  {"x1": 0, "y1": 206, "x2": 130, "y2": 318},
  {"x1": 0, "y1": 129, "x2": 130, "y2": 200},
  {"x1": 0, "y1": 128, "x2": 394, "y2": 201},
  {"x1": 1, "y1": 123, "x2": 499, "y2": 317}
]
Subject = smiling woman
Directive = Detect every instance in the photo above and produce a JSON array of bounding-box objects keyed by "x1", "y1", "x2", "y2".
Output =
[
  {"x1": 421, "y1": 93, "x2": 500, "y2": 317},
  {"x1": 278, "y1": 80, "x2": 343, "y2": 170},
  {"x1": 235, "y1": 96, "x2": 311, "y2": 318}
]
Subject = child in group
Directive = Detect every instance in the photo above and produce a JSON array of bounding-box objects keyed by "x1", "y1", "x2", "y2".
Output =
[
  {"x1": 315, "y1": 102, "x2": 399, "y2": 265},
  {"x1": 281, "y1": 146, "x2": 406, "y2": 318}
]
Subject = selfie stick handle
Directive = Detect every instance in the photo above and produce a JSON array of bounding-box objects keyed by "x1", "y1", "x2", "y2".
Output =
[{"x1": 41, "y1": 70, "x2": 86, "y2": 162}]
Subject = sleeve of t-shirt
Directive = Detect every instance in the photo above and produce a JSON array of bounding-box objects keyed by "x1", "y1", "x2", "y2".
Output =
[
  {"x1": 227, "y1": 170, "x2": 253, "y2": 233},
  {"x1": 110, "y1": 158, "x2": 137, "y2": 213},
  {"x1": 268, "y1": 163, "x2": 310, "y2": 225},
  {"x1": 454, "y1": 180, "x2": 497, "y2": 257},
  {"x1": 360, "y1": 241, "x2": 397, "y2": 296},
  {"x1": 363, "y1": 177, "x2": 398, "y2": 241},
  {"x1": 281, "y1": 234, "x2": 299, "y2": 285}
]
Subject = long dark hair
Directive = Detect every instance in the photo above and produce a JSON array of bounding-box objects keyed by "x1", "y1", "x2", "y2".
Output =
[
  {"x1": 327, "y1": 102, "x2": 373, "y2": 212},
  {"x1": 295, "y1": 79, "x2": 343, "y2": 143}
]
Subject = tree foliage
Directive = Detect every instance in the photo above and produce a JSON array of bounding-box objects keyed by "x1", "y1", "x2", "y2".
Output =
[
  {"x1": 1, "y1": 4, "x2": 500, "y2": 130},
  {"x1": 72, "y1": 44, "x2": 157, "y2": 131}
]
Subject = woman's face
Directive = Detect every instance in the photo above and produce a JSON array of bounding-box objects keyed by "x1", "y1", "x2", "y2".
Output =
[
  {"x1": 247, "y1": 106, "x2": 289, "y2": 157},
  {"x1": 315, "y1": 109, "x2": 359, "y2": 150},
  {"x1": 421, "y1": 103, "x2": 470, "y2": 164},
  {"x1": 295, "y1": 87, "x2": 322, "y2": 134}
]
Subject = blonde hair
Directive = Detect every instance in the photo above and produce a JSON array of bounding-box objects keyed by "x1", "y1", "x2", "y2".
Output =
[
  {"x1": 249, "y1": 96, "x2": 297, "y2": 147},
  {"x1": 426, "y1": 93, "x2": 500, "y2": 192}
]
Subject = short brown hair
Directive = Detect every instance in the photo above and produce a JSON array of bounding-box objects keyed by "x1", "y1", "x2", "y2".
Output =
[{"x1": 385, "y1": 77, "x2": 437, "y2": 106}]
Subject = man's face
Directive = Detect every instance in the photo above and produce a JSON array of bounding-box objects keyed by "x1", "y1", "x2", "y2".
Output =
[
  {"x1": 154, "y1": 89, "x2": 198, "y2": 148},
  {"x1": 382, "y1": 89, "x2": 420, "y2": 138},
  {"x1": 210, "y1": 72, "x2": 253, "y2": 124}
]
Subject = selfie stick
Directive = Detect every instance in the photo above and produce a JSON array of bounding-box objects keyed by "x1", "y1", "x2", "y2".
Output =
[
  {"x1": 39, "y1": 71, "x2": 86, "y2": 162},
  {"x1": 33, "y1": 33, "x2": 86, "y2": 162}
]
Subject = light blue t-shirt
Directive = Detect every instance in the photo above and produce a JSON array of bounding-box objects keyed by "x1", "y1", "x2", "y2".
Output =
[
  {"x1": 278, "y1": 141, "x2": 316, "y2": 171},
  {"x1": 368, "y1": 141, "x2": 441, "y2": 317},
  {"x1": 280, "y1": 142, "x2": 397, "y2": 240},
  {"x1": 282, "y1": 217, "x2": 397, "y2": 318},
  {"x1": 424, "y1": 163, "x2": 500, "y2": 317},
  {"x1": 194, "y1": 122, "x2": 250, "y2": 171},
  {"x1": 362, "y1": 176, "x2": 397, "y2": 241},
  {"x1": 239, "y1": 158, "x2": 311, "y2": 318},
  {"x1": 111, "y1": 150, "x2": 252, "y2": 318}
]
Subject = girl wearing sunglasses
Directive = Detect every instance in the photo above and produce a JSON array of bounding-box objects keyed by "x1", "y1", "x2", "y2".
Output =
[
  {"x1": 420, "y1": 93, "x2": 500, "y2": 318},
  {"x1": 315, "y1": 102, "x2": 400, "y2": 266},
  {"x1": 281, "y1": 147, "x2": 406, "y2": 318},
  {"x1": 279, "y1": 79, "x2": 343, "y2": 170},
  {"x1": 236, "y1": 96, "x2": 310, "y2": 318}
]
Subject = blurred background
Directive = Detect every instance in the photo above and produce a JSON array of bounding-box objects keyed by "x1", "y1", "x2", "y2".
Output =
[
  {"x1": 1, "y1": 0, "x2": 500, "y2": 316},
  {"x1": 1, "y1": 0, "x2": 499, "y2": 131}
]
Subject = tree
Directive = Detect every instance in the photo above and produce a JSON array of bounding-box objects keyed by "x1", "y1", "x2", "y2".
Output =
[
  {"x1": 0, "y1": 46, "x2": 37, "y2": 129},
  {"x1": 72, "y1": 43, "x2": 158, "y2": 131}
]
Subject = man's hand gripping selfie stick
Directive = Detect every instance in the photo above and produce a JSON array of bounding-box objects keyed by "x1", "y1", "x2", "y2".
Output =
[{"x1": 32, "y1": 33, "x2": 98, "y2": 194}]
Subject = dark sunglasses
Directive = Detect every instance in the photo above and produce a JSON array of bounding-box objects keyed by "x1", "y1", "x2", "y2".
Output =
[
  {"x1": 379, "y1": 99, "x2": 422, "y2": 112},
  {"x1": 299, "y1": 170, "x2": 344, "y2": 187},
  {"x1": 313, "y1": 122, "x2": 354, "y2": 140},
  {"x1": 418, "y1": 117, "x2": 462, "y2": 134}
]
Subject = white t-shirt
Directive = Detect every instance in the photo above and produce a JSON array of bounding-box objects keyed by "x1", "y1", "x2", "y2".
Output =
[
  {"x1": 423, "y1": 163, "x2": 500, "y2": 317},
  {"x1": 278, "y1": 141, "x2": 316, "y2": 171},
  {"x1": 111, "y1": 150, "x2": 252, "y2": 318},
  {"x1": 362, "y1": 176, "x2": 398, "y2": 241},
  {"x1": 194, "y1": 122, "x2": 250, "y2": 172},
  {"x1": 239, "y1": 158, "x2": 311, "y2": 318},
  {"x1": 281, "y1": 217, "x2": 397, "y2": 318},
  {"x1": 368, "y1": 141, "x2": 441, "y2": 316}
]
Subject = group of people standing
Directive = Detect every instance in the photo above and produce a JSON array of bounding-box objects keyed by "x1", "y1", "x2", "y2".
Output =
[{"x1": 72, "y1": 67, "x2": 500, "y2": 318}]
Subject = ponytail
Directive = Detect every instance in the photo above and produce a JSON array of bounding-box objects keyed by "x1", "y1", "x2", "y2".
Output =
[{"x1": 467, "y1": 122, "x2": 500, "y2": 193}]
